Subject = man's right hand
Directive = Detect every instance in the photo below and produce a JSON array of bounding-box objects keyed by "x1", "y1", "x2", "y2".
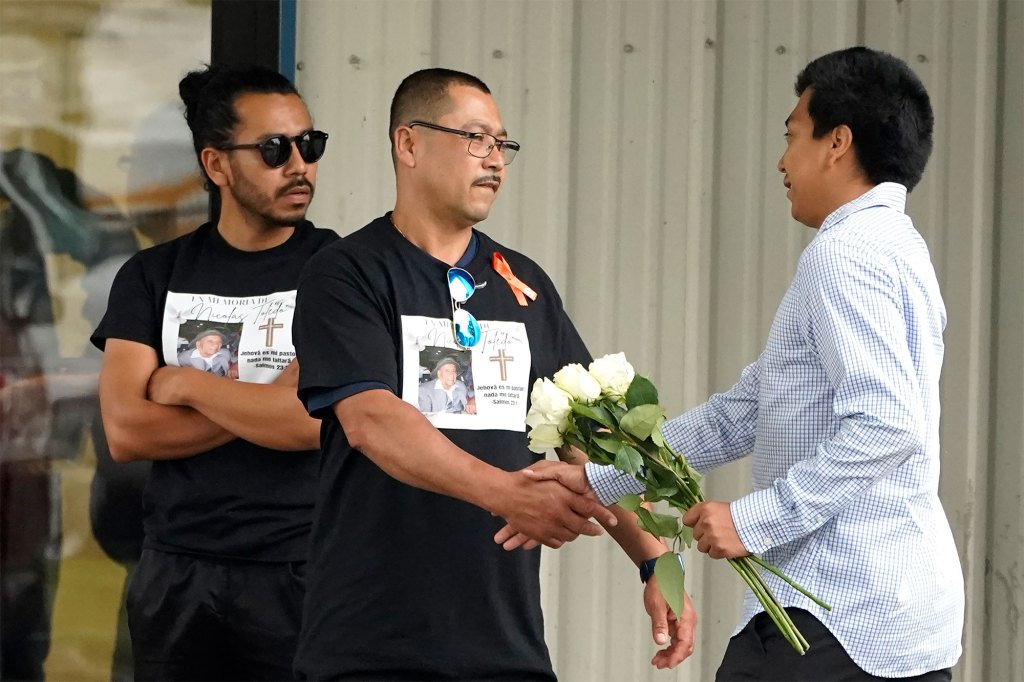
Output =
[
  {"x1": 492, "y1": 461, "x2": 613, "y2": 550},
  {"x1": 493, "y1": 458, "x2": 614, "y2": 548}
]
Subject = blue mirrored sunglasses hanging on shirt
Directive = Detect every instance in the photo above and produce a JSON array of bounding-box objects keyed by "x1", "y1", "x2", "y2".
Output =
[{"x1": 448, "y1": 267, "x2": 481, "y2": 349}]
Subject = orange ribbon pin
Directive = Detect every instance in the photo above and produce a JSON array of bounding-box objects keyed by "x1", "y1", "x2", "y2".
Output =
[{"x1": 491, "y1": 251, "x2": 538, "y2": 307}]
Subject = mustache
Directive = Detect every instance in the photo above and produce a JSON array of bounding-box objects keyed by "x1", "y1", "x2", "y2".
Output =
[{"x1": 473, "y1": 175, "x2": 501, "y2": 186}]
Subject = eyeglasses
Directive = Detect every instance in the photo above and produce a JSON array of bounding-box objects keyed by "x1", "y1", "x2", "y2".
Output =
[
  {"x1": 409, "y1": 121, "x2": 520, "y2": 165},
  {"x1": 448, "y1": 267, "x2": 481, "y2": 349},
  {"x1": 220, "y1": 130, "x2": 329, "y2": 168}
]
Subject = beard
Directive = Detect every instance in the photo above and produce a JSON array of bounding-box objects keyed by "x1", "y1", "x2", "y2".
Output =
[{"x1": 229, "y1": 167, "x2": 315, "y2": 228}]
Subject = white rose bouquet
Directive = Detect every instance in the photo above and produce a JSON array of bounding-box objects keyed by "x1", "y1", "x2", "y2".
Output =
[{"x1": 526, "y1": 353, "x2": 830, "y2": 654}]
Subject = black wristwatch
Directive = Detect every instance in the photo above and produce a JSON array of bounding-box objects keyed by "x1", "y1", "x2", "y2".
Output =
[{"x1": 639, "y1": 557, "x2": 659, "y2": 583}]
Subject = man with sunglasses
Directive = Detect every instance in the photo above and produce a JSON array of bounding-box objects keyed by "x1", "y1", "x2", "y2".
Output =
[
  {"x1": 91, "y1": 64, "x2": 337, "y2": 679},
  {"x1": 292, "y1": 68, "x2": 694, "y2": 680}
]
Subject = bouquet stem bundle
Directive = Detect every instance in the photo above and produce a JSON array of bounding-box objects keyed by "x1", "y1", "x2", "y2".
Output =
[{"x1": 527, "y1": 355, "x2": 830, "y2": 654}]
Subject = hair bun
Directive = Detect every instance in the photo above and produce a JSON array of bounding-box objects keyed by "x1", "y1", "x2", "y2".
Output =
[{"x1": 178, "y1": 64, "x2": 220, "y2": 129}]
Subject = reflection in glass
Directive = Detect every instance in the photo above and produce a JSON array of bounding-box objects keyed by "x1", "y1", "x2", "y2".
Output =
[{"x1": 0, "y1": 1, "x2": 211, "y2": 678}]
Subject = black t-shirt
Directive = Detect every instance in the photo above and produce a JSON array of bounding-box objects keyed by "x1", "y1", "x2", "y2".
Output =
[
  {"x1": 293, "y1": 214, "x2": 591, "y2": 680},
  {"x1": 91, "y1": 220, "x2": 338, "y2": 561}
]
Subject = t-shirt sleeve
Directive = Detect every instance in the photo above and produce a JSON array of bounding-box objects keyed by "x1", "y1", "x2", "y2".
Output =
[
  {"x1": 554, "y1": 302, "x2": 590, "y2": 368},
  {"x1": 294, "y1": 251, "x2": 400, "y2": 413},
  {"x1": 90, "y1": 253, "x2": 160, "y2": 352}
]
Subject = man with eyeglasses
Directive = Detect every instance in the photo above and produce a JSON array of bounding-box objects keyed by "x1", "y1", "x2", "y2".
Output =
[
  {"x1": 91, "y1": 64, "x2": 337, "y2": 679},
  {"x1": 292, "y1": 67, "x2": 695, "y2": 680}
]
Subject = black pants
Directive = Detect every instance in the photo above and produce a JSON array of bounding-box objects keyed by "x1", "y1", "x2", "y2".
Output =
[
  {"x1": 127, "y1": 549, "x2": 306, "y2": 681},
  {"x1": 717, "y1": 608, "x2": 953, "y2": 682},
  {"x1": 0, "y1": 462, "x2": 59, "y2": 682}
]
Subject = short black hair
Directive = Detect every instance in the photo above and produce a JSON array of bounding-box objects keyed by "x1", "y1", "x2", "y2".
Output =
[
  {"x1": 795, "y1": 47, "x2": 933, "y2": 191},
  {"x1": 388, "y1": 68, "x2": 491, "y2": 155},
  {"x1": 178, "y1": 64, "x2": 300, "y2": 192}
]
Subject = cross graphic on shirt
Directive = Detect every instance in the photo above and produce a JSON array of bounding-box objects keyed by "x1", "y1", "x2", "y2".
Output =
[
  {"x1": 259, "y1": 318, "x2": 284, "y2": 346},
  {"x1": 489, "y1": 349, "x2": 515, "y2": 381}
]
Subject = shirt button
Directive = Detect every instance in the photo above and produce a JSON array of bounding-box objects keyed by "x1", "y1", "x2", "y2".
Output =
[{"x1": 763, "y1": 537, "x2": 773, "y2": 547}]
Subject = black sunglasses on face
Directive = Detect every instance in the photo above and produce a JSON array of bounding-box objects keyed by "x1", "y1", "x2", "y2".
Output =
[{"x1": 220, "y1": 130, "x2": 329, "y2": 168}]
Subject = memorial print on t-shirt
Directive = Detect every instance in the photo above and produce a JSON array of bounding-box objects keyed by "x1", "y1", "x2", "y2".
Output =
[
  {"x1": 401, "y1": 315, "x2": 531, "y2": 431},
  {"x1": 162, "y1": 290, "x2": 297, "y2": 384},
  {"x1": 174, "y1": 321, "x2": 241, "y2": 378},
  {"x1": 416, "y1": 347, "x2": 475, "y2": 415}
]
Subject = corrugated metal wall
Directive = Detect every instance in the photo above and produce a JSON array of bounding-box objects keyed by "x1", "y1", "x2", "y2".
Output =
[{"x1": 295, "y1": 1, "x2": 1023, "y2": 680}]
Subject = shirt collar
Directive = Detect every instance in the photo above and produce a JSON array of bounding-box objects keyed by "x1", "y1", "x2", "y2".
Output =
[
  {"x1": 818, "y1": 182, "x2": 907, "y2": 234},
  {"x1": 433, "y1": 379, "x2": 456, "y2": 396},
  {"x1": 191, "y1": 349, "x2": 214, "y2": 365},
  {"x1": 455, "y1": 231, "x2": 479, "y2": 269}
]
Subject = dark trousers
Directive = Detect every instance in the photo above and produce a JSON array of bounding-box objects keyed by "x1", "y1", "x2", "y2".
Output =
[
  {"x1": 111, "y1": 564, "x2": 136, "y2": 681},
  {"x1": 716, "y1": 608, "x2": 953, "y2": 682},
  {"x1": 0, "y1": 462, "x2": 59, "y2": 682},
  {"x1": 127, "y1": 548, "x2": 306, "y2": 681}
]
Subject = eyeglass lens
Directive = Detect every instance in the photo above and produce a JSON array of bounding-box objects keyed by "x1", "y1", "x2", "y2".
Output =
[
  {"x1": 467, "y1": 135, "x2": 518, "y2": 164},
  {"x1": 447, "y1": 268, "x2": 481, "y2": 348},
  {"x1": 258, "y1": 131, "x2": 328, "y2": 167}
]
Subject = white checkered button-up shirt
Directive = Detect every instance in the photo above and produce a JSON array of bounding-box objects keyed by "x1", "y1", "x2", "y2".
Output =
[{"x1": 586, "y1": 183, "x2": 964, "y2": 677}]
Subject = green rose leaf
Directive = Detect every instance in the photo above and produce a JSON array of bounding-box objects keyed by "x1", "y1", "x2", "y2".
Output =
[
  {"x1": 591, "y1": 435, "x2": 622, "y2": 455},
  {"x1": 679, "y1": 524, "x2": 695, "y2": 549},
  {"x1": 562, "y1": 432, "x2": 588, "y2": 452},
  {"x1": 604, "y1": 399, "x2": 627, "y2": 423},
  {"x1": 614, "y1": 443, "x2": 644, "y2": 476},
  {"x1": 617, "y1": 494, "x2": 642, "y2": 512},
  {"x1": 635, "y1": 506, "x2": 679, "y2": 538},
  {"x1": 625, "y1": 375, "x2": 659, "y2": 408},
  {"x1": 634, "y1": 509, "x2": 657, "y2": 536},
  {"x1": 650, "y1": 417, "x2": 667, "y2": 447},
  {"x1": 572, "y1": 402, "x2": 616, "y2": 430},
  {"x1": 654, "y1": 552, "x2": 686, "y2": 617},
  {"x1": 645, "y1": 461, "x2": 674, "y2": 488},
  {"x1": 620, "y1": 404, "x2": 666, "y2": 440}
]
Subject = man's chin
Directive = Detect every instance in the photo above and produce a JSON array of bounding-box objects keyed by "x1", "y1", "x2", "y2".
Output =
[
  {"x1": 268, "y1": 209, "x2": 308, "y2": 228},
  {"x1": 464, "y1": 205, "x2": 493, "y2": 225}
]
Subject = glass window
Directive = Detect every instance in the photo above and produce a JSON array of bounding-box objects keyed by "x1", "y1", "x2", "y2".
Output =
[{"x1": 1, "y1": 1, "x2": 211, "y2": 678}]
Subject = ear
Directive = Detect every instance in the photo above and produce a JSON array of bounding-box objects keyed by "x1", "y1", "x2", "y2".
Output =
[
  {"x1": 393, "y1": 126, "x2": 417, "y2": 169},
  {"x1": 201, "y1": 147, "x2": 231, "y2": 188},
  {"x1": 826, "y1": 124, "x2": 855, "y2": 167}
]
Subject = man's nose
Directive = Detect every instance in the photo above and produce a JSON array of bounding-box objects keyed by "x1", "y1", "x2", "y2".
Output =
[{"x1": 284, "y1": 141, "x2": 308, "y2": 173}]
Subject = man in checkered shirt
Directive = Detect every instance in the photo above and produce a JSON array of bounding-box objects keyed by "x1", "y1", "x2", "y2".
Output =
[{"x1": 545, "y1": 47, "x2": 965, "y2": 681}]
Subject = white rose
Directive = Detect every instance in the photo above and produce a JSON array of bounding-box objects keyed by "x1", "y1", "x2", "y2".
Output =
[
  {"x1": 526, "y1": 378, "x2": 572, "y2": 428},
  {"x1": 588, "y1": 353, "x2": 636, "y2": 396},
  {"x1": 552, "y1": 363, "x2": 602, "y2": 403},
  {"x1": 527, "y1": 422, "x2": 564, "y2": 453}
]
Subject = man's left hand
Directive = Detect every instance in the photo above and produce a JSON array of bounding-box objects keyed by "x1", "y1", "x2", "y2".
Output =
[
  {"x1": 645, "y1": 577, "x2": 697, "y2": 669},
  {"x1": 682, "y1": 500, "x2": 749, "y2": 559}
]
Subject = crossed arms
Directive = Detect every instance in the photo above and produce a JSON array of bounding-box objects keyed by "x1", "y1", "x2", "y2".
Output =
[{"x1": 98, "y1": 338, "x2": 319, "y2": 461}]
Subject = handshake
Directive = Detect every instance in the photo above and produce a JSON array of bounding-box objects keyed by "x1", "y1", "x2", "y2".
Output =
[
  {"x1": 487, "y1": 457, "x2": 698, "y2": 670},
  {"x1": 489, "y1": 460, "x2": 613, "y2": 551}
]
